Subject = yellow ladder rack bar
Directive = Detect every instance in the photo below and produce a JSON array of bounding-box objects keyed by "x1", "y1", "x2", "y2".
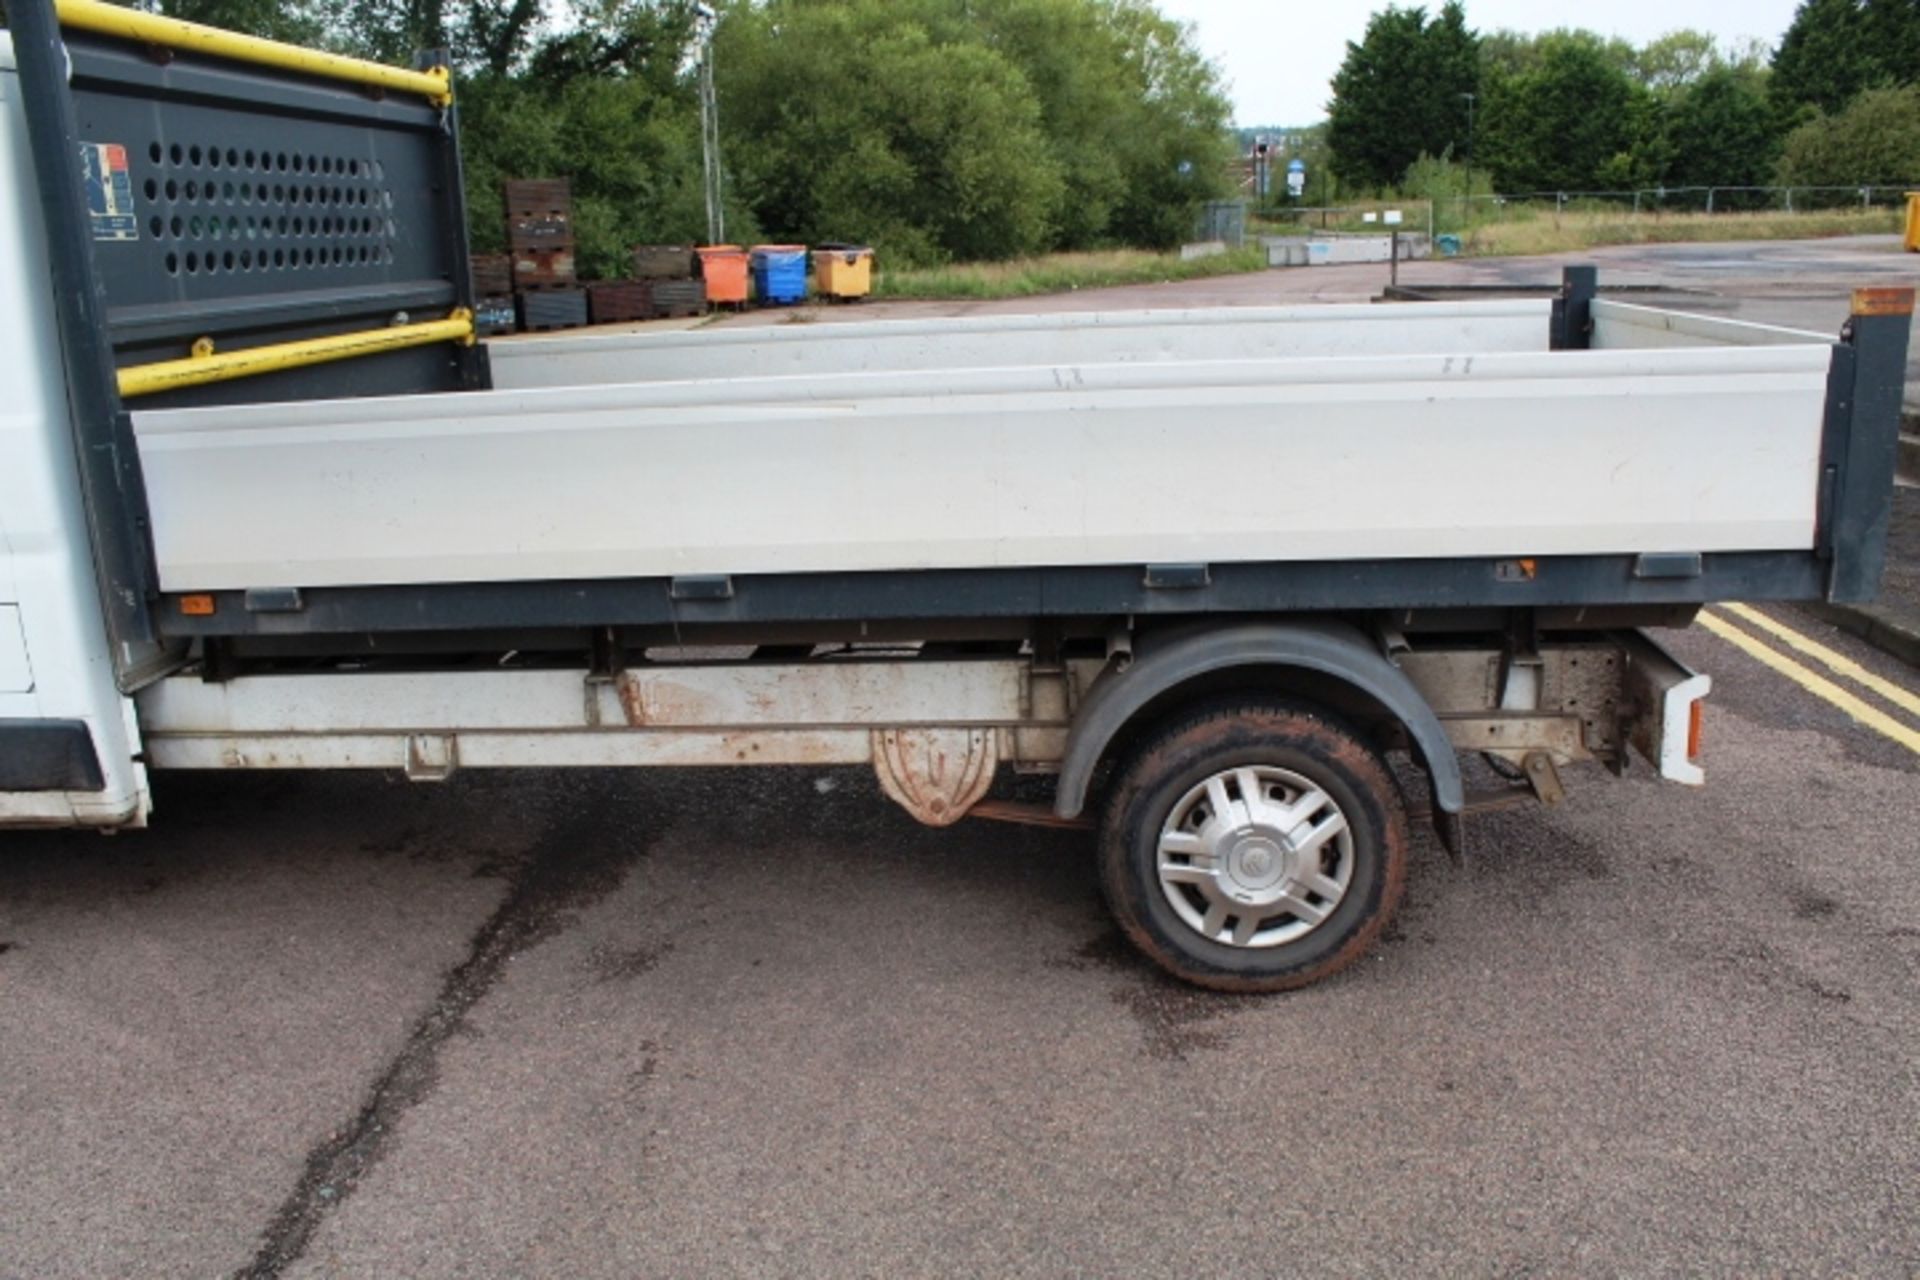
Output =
[
  {"x1": 56, "y1": 0, "x2": 453, "y2": 106},
  {"x1": 117, "y1": 310, "x2": 474, "y2": 399}
]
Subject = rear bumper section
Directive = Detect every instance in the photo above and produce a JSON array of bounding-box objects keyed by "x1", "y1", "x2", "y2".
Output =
[
  {"x1": 1621, "y1": 634, "x2": 1710, "y2": 786},
  {"x1": 0, "y1": 718, "x2": 106, "y2": 791}
]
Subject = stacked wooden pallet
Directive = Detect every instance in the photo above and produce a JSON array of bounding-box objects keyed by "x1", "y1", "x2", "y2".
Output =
[
  {"x1": 586, "y1": 280, "x2": 652, "y2": 324},
  {"x1": 483, "y1": 182, "x2": 720, "y2": 331},
  {"x1": 504, "y1": 179, "x2": 586, "y2": 331},
  {"x1": 471, "y1": 253, "x2": 516, "y2": 334},
  {"x1": 627, "y1": 244, "x2": 708, "y2": 319}
]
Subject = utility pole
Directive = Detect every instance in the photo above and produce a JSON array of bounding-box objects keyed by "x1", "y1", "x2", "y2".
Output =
[
  {"x1": 694, "y1": 3, "x2": 725, "y2": 246},
  {"x1": 1460, "y1": 91, "x2": 1476, "y2": 231}
]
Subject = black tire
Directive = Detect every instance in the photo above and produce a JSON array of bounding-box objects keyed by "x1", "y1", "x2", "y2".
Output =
[{"x1": 1098, "y1": 699, "x2": 1409, "y2": 993}]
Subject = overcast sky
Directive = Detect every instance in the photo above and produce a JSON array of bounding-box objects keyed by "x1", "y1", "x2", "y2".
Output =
[{"x1": 1153, "y1": 0, "x2": 1805, "y2": 125}]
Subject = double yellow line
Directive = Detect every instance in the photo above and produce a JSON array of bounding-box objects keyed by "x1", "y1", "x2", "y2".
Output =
[{"x1": 1697, "y1": 603, "x2": 1920, "y2": 756}]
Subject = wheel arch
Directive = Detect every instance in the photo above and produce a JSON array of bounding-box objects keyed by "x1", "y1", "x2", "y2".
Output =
[{"x1": 1053, "y1": 620, "x2": 1465, "y2": 820}]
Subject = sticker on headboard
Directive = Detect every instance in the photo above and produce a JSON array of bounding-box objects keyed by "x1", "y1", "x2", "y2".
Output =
[{"x1": 80, "y1": 142, "x2": 139, "y2": 242}]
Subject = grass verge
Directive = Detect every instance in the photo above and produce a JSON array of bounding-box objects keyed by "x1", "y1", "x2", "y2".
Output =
[
  {"x1": 873, "y1": 246, "x2": 1269, "y2": 300},
  {"x1": 1460, "y1": 206, "x2": 1902, "y2": 256}
]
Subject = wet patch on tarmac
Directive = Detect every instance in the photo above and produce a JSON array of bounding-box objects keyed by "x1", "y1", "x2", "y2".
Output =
[
  {"x1": 1676, "y1": 935, "x2": 1855, "y2": 1008},
  {"x1": 163, "y1": 773, "x2": 306, "y2": 828},
  {"x1": 1464, "y1": 810, "x2": 1616, "y2": 896},
  {"x1": 1796, "y1": 977, "x2": 1854, "y2": 1003},
  {"x1": 1645, "y1": 852, "x2": 1716, "y2": 894},
  {"x1": 625, "y1": 1040, "x2": 662, "y2": 1096},
  {"x1": 1054, "y1": 928, "x2": 1240, "y2": 1062},
  {"x1": 468, "y1": 851, "x2": 520, "y2": 880},
  {"x1": 1789, "y1": 888, "x2": 1841, "y2": 921},
  {"x1": 237, "y1": 778, "x2": 656, "y2": 1279},
  {"x1": 357, "y1": 826, "x2": 423, "y2": 857},
  {"x1": 586, "y1": 941, "x2": 674, "y2": 983},
  {"x1": 359, "y1": 821, "x2": 507, "y2": 869}
]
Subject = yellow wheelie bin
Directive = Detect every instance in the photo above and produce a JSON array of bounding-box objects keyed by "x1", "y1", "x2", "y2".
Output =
[{"x1": 814, "y1": 244, "x2": 874, "y2": 301}]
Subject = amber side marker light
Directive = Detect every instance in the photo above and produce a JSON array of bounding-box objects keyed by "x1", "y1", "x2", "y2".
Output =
[{"x1": 178, "y1": 594, "x2": 216, "y2": 616}]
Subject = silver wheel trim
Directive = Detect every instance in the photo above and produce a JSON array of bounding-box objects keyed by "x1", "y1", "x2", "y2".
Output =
[{"x1": 1155, "y1": 764, "x2": 1356, "y2": 949}]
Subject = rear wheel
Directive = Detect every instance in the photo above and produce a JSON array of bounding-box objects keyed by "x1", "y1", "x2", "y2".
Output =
[{"x1": 1099, "y1": 700, "x2": 1409, "y2": 993}]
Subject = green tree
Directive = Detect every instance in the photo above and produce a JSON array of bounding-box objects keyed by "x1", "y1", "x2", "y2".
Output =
[
  {"x1": 919, "y1": 0, "x2": 1138, "y2": 247},
  {"x1": 1478, "y1": 34, "x2": 1637, "y2": 192},
  {"x1": 1327, "y1": 3, "x2": 1479, "y2": 190},
  {"x1": 1479, "y1": 27, "x2": 1634, "y2": 81},
  {"x1": 443, "y1": 1, "x2": 727, "y2": 277},
  {"x1": 1770, "y1": 0, "x2": 1920, "y2": 116},
  {"x1": 715, "y1": 0, "x2": 1227, "y2": 261},
  {"x1": 1593, "y1": 86, "x2": 1670, "y2": 190},
  {"x1": 1868, "y1": 0, "x2": 1920, "y2": 90},
  {"x1": 458, "y1": 71, "x2": 736, "y2": 277},
  {"x1": 716, "y1": 3, "x2": 1067, "y2": 263},
  {"x1": 1777, "y1": 83, "x2": 1920, "y2": 184},
  {"x1": 1771, "y1": 0, "x2": 1871, "y2": 115},
  {"x1": 146, "y1": 0, "x2": 326, "y2": 43},
  {"x1": 1633, "y1": 29, "x2": 1720, "y2": 92},
  {"x1": 1663, "y1": 65, "x2": 1781, "y2": 190},
  {"x1": 874, "y1": 0, "x2": 1231, "y2": 250},
  {"x1": 1100, "y1": 0, "x2": 1237, "y2": 245}
]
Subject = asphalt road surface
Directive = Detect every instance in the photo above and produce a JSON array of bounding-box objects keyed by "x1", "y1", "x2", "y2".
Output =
[
  {"x1": 4, "y1": 618, "x2": 1917, "y2": 1277},
  {"x1": 8, "y1": 244, "x2": 1920, "y2": 1276}
]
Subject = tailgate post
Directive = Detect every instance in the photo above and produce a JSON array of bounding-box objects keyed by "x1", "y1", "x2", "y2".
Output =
[
  {"x1": 1550, "y1": 265, "x2": 1596, "y2": 350},
  {"x1": 1824, "y1": 286, "x2": 1915, "y2": 603}
]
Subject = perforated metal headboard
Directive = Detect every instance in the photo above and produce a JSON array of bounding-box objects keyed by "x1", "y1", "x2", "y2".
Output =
[
  {"x1": 8, "y1": 0, "x2": 489, "y2": 680},
  {"x1": 25, "y1": 0, "x2": 487, "y2": 411}
]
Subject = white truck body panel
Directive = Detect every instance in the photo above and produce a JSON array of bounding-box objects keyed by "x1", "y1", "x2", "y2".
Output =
[
  {"x1": 0, "y1": 42, "x2": 149, "y2": 825},
  {"x1": 134, "y1": 341, "x2": 1833, "y2": 592},
  {"x1": 1591, "y1": 298, "x2": 1836, "y2": 350},
  {"x1": 487, "y1": 301, "x2": 1555, "y2": 389}
]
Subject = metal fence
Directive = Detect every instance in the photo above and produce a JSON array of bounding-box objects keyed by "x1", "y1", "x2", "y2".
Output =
[
  {"x1": 1258, "y1": 185, "x2": 1918, "y2": 240},
  {"x1": 1454, "y1": 185, "x2": 1920, "y2": 214},
  {"x1": 1268, "y1": 204, "x2": 1437, "y2": 237},
  {"x1": 1194, "y1": 199, "x2": 1248, "y2": 247}
]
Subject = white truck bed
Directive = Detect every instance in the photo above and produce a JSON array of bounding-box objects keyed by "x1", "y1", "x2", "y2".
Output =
[{"x1": 129, "y1": 300, "x2": 1837, "y2": 592}]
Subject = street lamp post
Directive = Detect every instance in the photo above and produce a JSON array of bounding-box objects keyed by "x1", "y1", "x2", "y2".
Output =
[
  {"x1": 1460, "y1": 91, "x2": 1476, "y2": 231},
  {"x1": 694, "y1": 3, "x2": 725, "y2": 246}
]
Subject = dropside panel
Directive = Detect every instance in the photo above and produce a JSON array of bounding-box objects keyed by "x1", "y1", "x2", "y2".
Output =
[
  {"x1": 487, "y1": 300, "x2": 1557, "y2": 390},
  {"x1": 133, "y1": 344, "x2": 1834, "y2": 592}
]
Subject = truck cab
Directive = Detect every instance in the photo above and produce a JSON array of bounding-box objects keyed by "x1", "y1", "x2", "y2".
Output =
[{"x1": 0, "y1": 30, "x2": 147, "y2": 825}]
